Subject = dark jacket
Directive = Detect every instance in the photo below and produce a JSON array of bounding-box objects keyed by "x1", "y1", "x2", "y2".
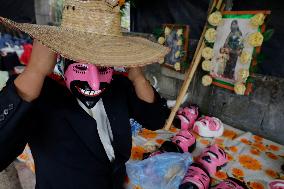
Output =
[{"x1": 0, "y1": 75, "x2": 169, "y2": 189}]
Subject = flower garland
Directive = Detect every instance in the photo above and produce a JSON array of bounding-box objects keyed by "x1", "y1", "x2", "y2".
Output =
[
  {"x1": 157, "y1": 26, "x2": 186, "y2": 71},
  {"x1": 200, "y1": 11, "x2": 268, "y2": 95}
]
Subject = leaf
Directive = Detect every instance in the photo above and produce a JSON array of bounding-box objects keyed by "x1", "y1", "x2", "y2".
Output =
[
  {"x1": 249, "y1": 65, "x2": 258, "y2": 73},
  {"x1": 204, "y1": 40, "x2": 214, "y2": 48},
  {"x1": 264, "y1": 13, "x2": 272, "y2": 25},
  {"x1": 263, "y1": 29, "x2": 275, "y2": 42},
  {"x1": 152, "y1": 28, "x2": 164, "y2": 39},
  {"x1": 211, "y1": 7, "x2": 218, "y2": 13},
  {"x1": 182, "y1": 61, "x2": 190, "y2": 70},
  {"x1": 256, "y1": 53, "x2": 266, "y2": 64},
  {"x1": 207, "y1": 24, "x2": 216, "y2": 29},
  {"x1": 246, "y1": 76, "x2": 255, "y2": 83},
  {"x1": 252, "y1": 48, "x2": 257, "y2": 58}
]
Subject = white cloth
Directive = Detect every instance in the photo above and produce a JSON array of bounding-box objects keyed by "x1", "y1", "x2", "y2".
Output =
[
  {"x1": 0, "y1": 71, "x2": 9, "y2": 91},
  {"x1": 77, "y1": 99, "x2": 115, "y2": 162}
]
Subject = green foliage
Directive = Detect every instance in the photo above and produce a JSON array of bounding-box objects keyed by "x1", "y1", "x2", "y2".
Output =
[
  {"x1": 211, "y1": 7, "x2": 218, "y2": 13},
  {"x1": 153, "y1": 27, "x2": 164, "y2": 39},
  {"x1": 246, "y1": 76, "x2": 255, "y2": 83},
  {"x1": 263, "y1": 29, "x2": 275, "y2": 42},
  {"x1": 204, "y1": 40, "x2": 214, "y2": 48},
  {"x1": 249, "y1": 65, "x2": 258, "y2": 73},
  {"x1": 256, "y1": 53, "x2": 266, "y2": 64},
  {"x1": 181, "y1": 61, "x2": 190, "y2": 70}
]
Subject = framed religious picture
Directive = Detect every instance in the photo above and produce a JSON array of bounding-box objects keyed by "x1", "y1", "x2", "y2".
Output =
[
  {"x1": 200, "y1": 10, "x2": 271, "y2": 95},
  {"x1": 157, "y1": 24, "x2": 190, "y2": 73}
]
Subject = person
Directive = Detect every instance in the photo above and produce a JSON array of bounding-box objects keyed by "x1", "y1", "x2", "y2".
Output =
[
  {"x1": 0, "y1": 0, "x2": 170, "y2": 188},
  {"x1": 216, "y1": 47, "x2": 229, "y2": 76},
  {"x1": 222, "y1": 20, "x2": 244, "y2": 79}
]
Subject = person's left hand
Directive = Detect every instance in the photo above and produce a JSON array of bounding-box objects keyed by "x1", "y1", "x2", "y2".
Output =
[
  {"x1": 127, "y1": 67, "x2": 155, "y2": 103},
  {"x1": 127, "y1": 67, "x2": 146, "y2": 84}
]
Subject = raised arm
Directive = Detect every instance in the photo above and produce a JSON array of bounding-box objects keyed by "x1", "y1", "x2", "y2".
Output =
[
  {"x1": 126, "y1": 67, "x2": 170, "y2": 130},
  {"x1": 15, "y1": 40, "x2": 57, "y2": 102},
  {"x1": 0, "y1": 41, "x2": 56, "y2": 171}
]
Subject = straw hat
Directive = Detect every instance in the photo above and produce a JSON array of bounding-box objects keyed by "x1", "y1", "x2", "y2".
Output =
[{"x1": 0, "y1": 0, "x2": 169, "y2": 67}]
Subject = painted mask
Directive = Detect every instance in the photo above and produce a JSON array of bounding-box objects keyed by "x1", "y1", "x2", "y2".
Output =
[{"x1": 64, "y1": 60, "x2": 113, "y2": 108}]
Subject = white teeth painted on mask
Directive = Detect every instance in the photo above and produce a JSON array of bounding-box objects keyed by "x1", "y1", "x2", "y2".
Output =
[{"x1": 77, "y1": 87, "x2": 103, "y2": 96}]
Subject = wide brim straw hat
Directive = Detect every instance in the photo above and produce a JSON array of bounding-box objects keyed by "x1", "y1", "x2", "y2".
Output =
[{"x1": 0, "y1": 0, "x2": 169, "y2": 67}]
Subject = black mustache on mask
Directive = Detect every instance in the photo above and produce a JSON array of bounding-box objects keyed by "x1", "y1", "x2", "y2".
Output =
[{"x1": 70, "y1": 80, "x2": 110, "y2": 109}]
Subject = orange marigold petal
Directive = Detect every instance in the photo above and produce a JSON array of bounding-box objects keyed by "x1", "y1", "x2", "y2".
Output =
[
  {"x1": 249, "y1": 182, "x2": 265, "y2": 189},
  {"x1": 223, "y1": 129, "x2": 237, "y2": 139},
  {"x1": 229, "y1": 146, "x2": 238, "y2": 153},
  {"x1": 239, "y1": 155, "x2": 262, "y2": 170},
  {"x1": 265, "y1": 169, "x2": 278, "y2": 178},
  {"x1": 118, "y1": 0, "x2": 126, "y2": 6},
  {"x1": 215, "y1": 171, "x2": 228, "y2": 180},
  {"x1": 252, "y1": 142, "x2": 266, "y2": 152},
  {"x1": 232, "y1": 168, "x2": 245, "y2": 178},
  {"x1": 139, "y1": 129, "x2": 158, "y2": 139},
  {"x1": 169, "y1": 127, "x2": 178, "y2": 133},
  {"x1": 253, "y1": 135, "x2": 263, "y2": 142},
  {"x1": 156, "y1": 139, "x2": 165, "y2": 145},
  {"x1": 250, "y1": 148, "x2": 260, "y2": 156},
  {"x1": 266, "y1": 152, "x2": 279, "y2": 160},
  {"x1": 268, "y1": 144, "x2": 280, "y2": 151},
  {"x1": 131, "y1": 146, "x2": 146, "y2": 160},
  {"x1": 200, "y1": 139, "x2": 210, "y2": 146},
  {"x1": 214, "y1": 138, "x2": 224, "y2": 145},
  {"x1": 133, "y1": 185, "x2": 142, "y2": 189},
  {"x1": 227, "y1": 153, "x2": 234, "y2": 161},
  {"x1": 240, "y1": 138, "x2": 250, "y2": 145}
]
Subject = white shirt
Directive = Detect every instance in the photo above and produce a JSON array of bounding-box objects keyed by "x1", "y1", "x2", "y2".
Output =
[{"x1": 77, "y1": 99, "x2": 115, "y2": 162}]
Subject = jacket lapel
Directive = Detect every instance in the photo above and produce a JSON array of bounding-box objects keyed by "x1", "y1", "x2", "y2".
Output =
[
  {"x1": 63, "y1": 96, "x2": 107, "y2": 160},
  {"x1": 102, "y1": 84, "x2": 132, "y2": 162}
]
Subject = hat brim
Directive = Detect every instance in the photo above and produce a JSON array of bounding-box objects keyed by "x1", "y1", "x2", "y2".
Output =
[{"x1": 0, "y1": 17, "x2": 170, "y2": 67}]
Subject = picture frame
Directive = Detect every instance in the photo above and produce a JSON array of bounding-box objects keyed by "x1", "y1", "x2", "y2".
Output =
[
  {"x1": 201, "y1": 10, "x2": 271, "y2": 95},
  {"x1": 157, "y1": 24, "x2": 190, "y2": 73}
]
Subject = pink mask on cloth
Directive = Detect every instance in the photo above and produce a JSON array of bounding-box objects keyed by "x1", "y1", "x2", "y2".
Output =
[
  {"x1": 64, "y1": 62, "x2": 113, "y2": 108},
  {"x1": 212, "y1": 178, "x2": 248, "y2": 189}
]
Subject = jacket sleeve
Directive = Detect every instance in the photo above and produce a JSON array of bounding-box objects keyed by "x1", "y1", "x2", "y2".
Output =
[
  {"x1": 122, "y1": 76, "x2": 170, "y2": 131},
  {"x1": 0, "y1": 77, "x2": 32, "y2": 171}
]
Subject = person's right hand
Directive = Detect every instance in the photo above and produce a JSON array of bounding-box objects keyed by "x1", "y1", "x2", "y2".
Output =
[
  {"x1": 14, "y1": 40, "x2": 57, "y2": 102},
  {"x1": 25, "y1": 40, "x2": 57, "y2": 77}
]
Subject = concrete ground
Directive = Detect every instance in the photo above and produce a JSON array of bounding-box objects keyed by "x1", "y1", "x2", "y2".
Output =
[{"x1": 0, "y1": 161, "x2": 35, "y2": 189}]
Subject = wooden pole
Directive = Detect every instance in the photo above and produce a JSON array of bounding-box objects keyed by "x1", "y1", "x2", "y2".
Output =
[{"x1": 164, "y1": 0, "x2": 224, "y2": 130}]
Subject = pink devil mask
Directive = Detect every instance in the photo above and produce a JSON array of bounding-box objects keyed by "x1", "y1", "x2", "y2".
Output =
[
  {"x1": 212, "y1": 178, "x2": 248, "y2": 189},
  {"x1": 64, "y1": 62, "x2": 113, "y2": 108},
  {"x1": 180, "y1": 163, "x2": 210, "y2": 189}
]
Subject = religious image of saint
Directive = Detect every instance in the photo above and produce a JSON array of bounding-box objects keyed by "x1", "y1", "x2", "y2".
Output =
[{"x1": 221, "y1": 20, "x2": 244, "y2": 79}]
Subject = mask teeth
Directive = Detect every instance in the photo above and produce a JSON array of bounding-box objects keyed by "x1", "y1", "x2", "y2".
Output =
[{"x1": 77, "y1": 87, "x2": 102, "y2": 96}]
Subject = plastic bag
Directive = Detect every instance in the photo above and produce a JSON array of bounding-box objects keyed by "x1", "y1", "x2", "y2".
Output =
[{"x1": 126, "y1": 152, "x2": 192, "y2": 189}]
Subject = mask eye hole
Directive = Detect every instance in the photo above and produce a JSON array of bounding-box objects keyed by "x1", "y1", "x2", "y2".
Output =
[
  {"x1": 98, "y1": 67, "x2": 113, "y2": 75},
  {"x1": 74, "y1": 65, "x2": 88, "y2": 71},
  {"x1": 98, "y1": 67, "x2": 108, "y2": 73}
]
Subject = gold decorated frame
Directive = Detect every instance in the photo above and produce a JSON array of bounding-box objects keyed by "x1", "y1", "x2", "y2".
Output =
[
  {"x1": 209, "y1": 11, "x2": 270, "y2": 95},
  {"x1": 161, "y1": 24, "x2": 190, "y2": 73}
]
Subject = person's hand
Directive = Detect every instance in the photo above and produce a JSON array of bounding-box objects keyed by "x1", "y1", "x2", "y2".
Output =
[
  {"x1": 25, "y1": 40, "x2": 57, "y2": 77},
  {"x1": 127, "y1": 67, "x2": 155, "y2": 103},
  {"x1": 14, "y1": 40, "x2": 57, "y2": 102},
  {"x1": 127, "y1": 67, "x2": 146, "y2": 85}
]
